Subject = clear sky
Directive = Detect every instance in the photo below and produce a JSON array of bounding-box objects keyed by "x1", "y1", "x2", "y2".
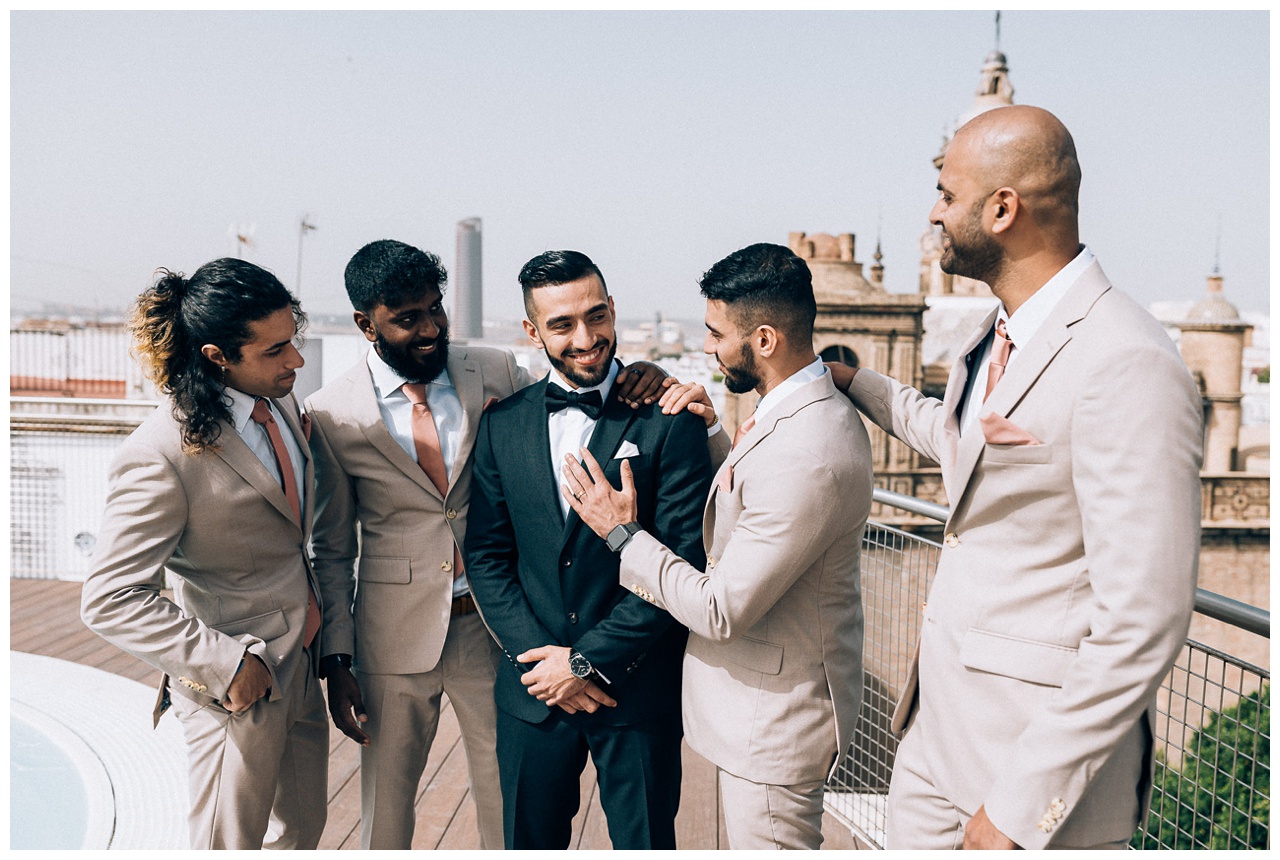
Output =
[{"x1": 11, "y1": 10, "x2": 1270, "y2": 325}]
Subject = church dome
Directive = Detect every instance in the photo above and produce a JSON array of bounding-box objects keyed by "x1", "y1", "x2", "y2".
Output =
[
  {"x1": 1187, "y1": 293, "x2": 1241, "y2": 323},
  {"x1": 1187, "y1": 273, "x2": 1242, "y2": 323}
]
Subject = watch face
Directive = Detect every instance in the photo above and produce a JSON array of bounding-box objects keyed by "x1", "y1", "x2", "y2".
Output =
[{"x1": 569, "y1": 651, "x2": 592, "y2": 678}]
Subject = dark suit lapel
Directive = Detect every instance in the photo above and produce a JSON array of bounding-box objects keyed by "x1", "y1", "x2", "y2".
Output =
[
  {"x1": 561, "y1": 376, "x2": 638, "y2": 546},
  {"x1": 350, "y1": 362, "x2": 443, "y2": 501},
  {"x1": 213, "y1": 418, "x2": 299, "y2": 528},
  {"x1": 448, "y1": 351, "x2": 483, "y2": 493},
  {"x1": 510, "y1": 379, "x2": 565, "y2": 533}
]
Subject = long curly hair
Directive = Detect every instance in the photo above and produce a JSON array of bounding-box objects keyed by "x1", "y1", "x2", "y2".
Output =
[{"x1": 128, "y1": 258, "x2": 305, "y2": 452}]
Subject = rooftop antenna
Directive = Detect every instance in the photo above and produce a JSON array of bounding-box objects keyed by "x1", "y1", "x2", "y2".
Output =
[
  {"x1": 296, "y1": 214, "x2": 318, "y2": 296},
  {"x1": 995, "y1": 11, "x2": 1002, "y2": 51}
]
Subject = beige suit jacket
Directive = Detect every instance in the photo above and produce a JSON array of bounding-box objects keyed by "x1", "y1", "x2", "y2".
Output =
[
  {"x1": 306, "y1": 346, "x2": 533, "y2": 674},
  {"x1": 81, "y1": 394, "x2": 320, "y2": 723},
  {"x1": 622, "y1": 372, "x2": 872, "y2": 785},
  {"x1": 848, "y1": 261, "x2": 1203, "y2": 847}
]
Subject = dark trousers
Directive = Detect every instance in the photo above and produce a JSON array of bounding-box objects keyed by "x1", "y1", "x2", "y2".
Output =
[{"x1": 496, "y1": 707, "x2": 683, "y2": 849}]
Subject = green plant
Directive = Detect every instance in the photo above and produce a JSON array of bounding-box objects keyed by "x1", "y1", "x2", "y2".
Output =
[{"x1": 1136, "y1": 685, "x2": 1269, "y2": 849}]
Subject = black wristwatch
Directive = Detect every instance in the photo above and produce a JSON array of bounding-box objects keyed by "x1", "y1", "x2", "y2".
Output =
[
  {"x1": 606, "y1": 521, "x2": 643, "y2": 553},
  {"x1": 319, "y1": 653, "x2": 352, "y2": 678},
  {"x1": 568, "y1": 648, "x2": 594, "y2": 679}
]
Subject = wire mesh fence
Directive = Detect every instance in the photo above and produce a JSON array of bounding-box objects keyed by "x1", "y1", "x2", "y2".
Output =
[
  {"x1": 7, "y1": 403, "x2": 1270, "y2": 848},
  {"x1": 825, "y1": 507, "x2": 1270, "y2": 850}
]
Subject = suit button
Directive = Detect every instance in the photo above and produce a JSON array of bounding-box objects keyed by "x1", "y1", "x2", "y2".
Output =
[
  {"x1": 568, "y1": 612, "x2": 578, "y2": 624},
  {"x1": 944, "y1": 532, "x2": 960, "y2": 548},
  {"x1": 707, "y1": 555, "x2": 716, "y2": 568},
  {"x1": 446, "y1": 508, "x2": 457, "y2": 520},
  {"x1": 562, "y1": 558, "x2": 572, "y2": 567},
  {"x1": 441, "y1": 560, "x2": 453, "y2": 573}
]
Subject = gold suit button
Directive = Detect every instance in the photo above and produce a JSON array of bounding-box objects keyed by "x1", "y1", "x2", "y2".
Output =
[
  {"x1": 446, "y1": 508, "x2": 457, "y2": 520},
  {"x1": 707, "y1": 555, "x2": 716, "y2": 568},
  {"x1": 944, "y1": 532, "x2": 960, "y2": 548},
  {"x1": 441, "y1": 560, "x2": 453, "y2": 573},
  {"x1": 1050, "y1": 798, "x2": 1066, "y2": 812}
]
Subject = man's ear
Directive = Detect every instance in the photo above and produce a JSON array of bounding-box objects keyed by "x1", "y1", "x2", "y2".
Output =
[
  {"x1": 354, "y1": 310, "x2": 377, "y2": 343},
  {"x1": 755, "y1": 324, "x2": 780, "y2": 359},
  {"x1": 522, "y1": 318, "x2": 543, "y2": 349},
  {"x1": 201, "y1": 343, "x2": 227, "y2": 367},
  {"x1": 990, "y1": 187, "x2": 1020, "y2": 235}
]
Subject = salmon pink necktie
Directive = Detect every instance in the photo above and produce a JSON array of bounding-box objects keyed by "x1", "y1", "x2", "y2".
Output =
[
  {"x1": 984, "y1": 320, "x2": 1014, "y2": 402},
  {"x1": 402, "y1": 383, "x2": 463, "y2": 580},
  {"x1": 251, "y1": 398, "x2": 321, "y2": 649}
]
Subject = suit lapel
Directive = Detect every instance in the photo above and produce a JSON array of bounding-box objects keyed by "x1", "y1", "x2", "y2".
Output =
[
  {"x1": 942, "y1": 308, "x2": 998, "y2": 497},
  {"x1": 950, "y1": 263, "x2": 1112, "y2": 497},
  {"x1": 448, "y1": 350, "x2": 483, "y2": 493},
  {"x1": 561, "y1": 377, "x2": 638, "y2": 546},
  {"x1": 511, "y1": 379, "x2": 565, "y2": 533},
  {"x1": 214, "y1": 419, "x2": 299, "y2": 528},
  {"x1": 273, "y1": 394, "x2": 312, "y2": 535},
  {"x1": 351, "y1": 363, "x2": 443, "y2": 501}
]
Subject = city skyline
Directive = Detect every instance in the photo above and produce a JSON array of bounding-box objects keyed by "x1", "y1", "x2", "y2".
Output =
[{"x1": 12, "y1": 11, "x2": 1270, "y2": 324}]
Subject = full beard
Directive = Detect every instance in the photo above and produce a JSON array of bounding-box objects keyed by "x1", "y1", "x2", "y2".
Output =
[
  {"x1": 376, "y1": 326, "x2": 451, "y2": 385},
  {"x1": 548, "y1": 337, "x2": 618, "y2": 389},
  {"x1": 722, "y1": 341, "x2": 762, "y2": 395},
  {"x1": 938, "y1": 203, "x2": 1003, "y2": 283}
]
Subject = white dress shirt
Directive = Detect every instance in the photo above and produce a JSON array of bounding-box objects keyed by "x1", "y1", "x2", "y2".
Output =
[
  {"x1": 751, "y1": 356, "x2": 828, "y2": 425},
  {"x1": 548, "y1": 360, "x2": 620, "y2": 521},
  {"x1": 959, "y1": 245, "x2": 1096, "y2": 434},
  {"x1": 225, "y1": 386, "x2": 305, "y2": 507},
  {"x1": 366, "y1": 346, "x2": 470, "y2": 598}
]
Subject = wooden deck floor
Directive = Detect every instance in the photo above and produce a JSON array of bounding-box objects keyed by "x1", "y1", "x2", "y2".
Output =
[{"x1": 11, "y1": 577, "x2": 858, "y2": 849}]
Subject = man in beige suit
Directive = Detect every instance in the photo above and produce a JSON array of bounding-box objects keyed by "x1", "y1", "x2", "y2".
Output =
[
  {"x1": 567, "y1": 242, "x2": 873, "y2": 849},
  {"x1": 833, "y1": 106, "x2": 1203, "y2": 848},
  {"x1": 82, "y1": 259, "x2": 328, "y2": 849},
  {"x1": 306, "y1": 240, "x2": 669, "y2": 849}
]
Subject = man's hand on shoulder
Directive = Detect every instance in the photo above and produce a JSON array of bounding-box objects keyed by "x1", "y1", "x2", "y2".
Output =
[
  {"x1": 825, "y1": 361, "x2": 857, "y2": 393},
  {"x1": 222, "y1": 651, "x2": 272, "y2": 713},
  {"x1": 657, "y1": 377, "x2": 719, "y2": 428},
  {"x1": 963, "y1": 805, "x2": 1018, "y2": 850},
  {"x1": 614, "y1": 361, "x2": 667, "y2": 408}
]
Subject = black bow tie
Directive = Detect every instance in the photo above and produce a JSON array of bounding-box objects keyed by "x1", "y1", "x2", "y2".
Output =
[{"x1": 545, "y1": 386, "x2": 604, "y2": 420}]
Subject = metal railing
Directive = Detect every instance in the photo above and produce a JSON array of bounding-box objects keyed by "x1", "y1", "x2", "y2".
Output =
[
  {"x1": 825, "y1": 488, "x2": 1270, "y2": 849},
  {"x1": 8, "y1": 404, "x2": 1270, "y2": 849}
]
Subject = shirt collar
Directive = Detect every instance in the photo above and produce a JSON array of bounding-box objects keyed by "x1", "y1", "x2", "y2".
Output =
[
  {"x1": 223, "y1": 385, "x2": 260, "y2": 433},
  {"x1": 546, "y1": 358, "x2": 620, "y2": 399},
  {"x1": 1000, "y1": 245, "x2": 1095, "y2": 349},
  {"x1": 367, "y1": 344, "x2": 455, "y2": 401},
  {"x1": 754, "y1": 356, "x2": 826, "y2": 424}
]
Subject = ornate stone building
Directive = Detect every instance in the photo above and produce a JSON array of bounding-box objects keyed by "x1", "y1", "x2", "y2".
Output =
[
  {"x1": 1177, "y1": 269, "x2": 1254, "y2": 473},
  {"x1": 918, "y1": 49, "x2": 1015, "y2": 299}
]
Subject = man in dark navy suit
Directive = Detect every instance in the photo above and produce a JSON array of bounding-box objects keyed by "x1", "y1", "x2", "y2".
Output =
[{"x1": 465, "y1": 250, "x2": 714, "y2": 849}]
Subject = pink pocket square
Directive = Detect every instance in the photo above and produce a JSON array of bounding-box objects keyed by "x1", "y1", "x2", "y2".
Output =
[
  {"x1": 300, "y1": 412, "x2": 312, "y2": 442},
  {"x1": 980, "y1": 413, "x2": 1042, "y2": 446},
  {"x1": 716, "y1": 465, "x2": 733, "y2": 493}
]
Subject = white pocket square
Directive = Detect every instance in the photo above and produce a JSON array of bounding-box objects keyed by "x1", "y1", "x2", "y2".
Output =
[{"x1": 614, "y1": 441, "x2": 641, "y2": 459}]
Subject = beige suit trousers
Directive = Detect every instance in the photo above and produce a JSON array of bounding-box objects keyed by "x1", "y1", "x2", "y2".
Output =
[
  {"x1": 717, "y1": 769, "x2": 826, "y2": 849},
  {"x1": 171, "y1": 648, "x2": 328, "y2": 849},
  {"x1": 355, "y1": 612, "x2": 503, "y2": 849}
]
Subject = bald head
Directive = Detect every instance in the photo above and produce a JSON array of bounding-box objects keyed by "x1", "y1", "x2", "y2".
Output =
[{"x1": 950, "y1": 105, "x2": 1081, "y2": 237}]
